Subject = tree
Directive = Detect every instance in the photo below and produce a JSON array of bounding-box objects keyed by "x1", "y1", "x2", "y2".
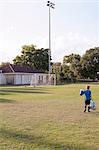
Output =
[
  {"x1": 63, "y1": 53, "x2": 81, "y2": 80},
  {"x1": 52, "y1": 62, "x2": 62, "y2": 83},
  {"x1": 0, "y1": 62, "x2": 10, "y2": 67},
  {"x1": 13, "y1": 44, "x2": 49, "y2": 72},
  {"x1": 80, "y1": 47, "x2": 99, "y2": 79}
]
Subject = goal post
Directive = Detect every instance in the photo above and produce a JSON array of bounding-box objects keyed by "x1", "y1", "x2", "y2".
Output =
[{"x1": 30, "y1": 73, "x2": 56, "y2": 86}]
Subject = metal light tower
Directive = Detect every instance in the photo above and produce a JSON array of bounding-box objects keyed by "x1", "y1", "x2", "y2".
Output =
[{"x1": 47, "y1": 1, "x2": 55, "y2": 77}]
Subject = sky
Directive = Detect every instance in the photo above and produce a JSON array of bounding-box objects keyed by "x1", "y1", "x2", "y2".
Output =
[{"x1": 0, "y1": 0, "x2": 99, "y2": 63}]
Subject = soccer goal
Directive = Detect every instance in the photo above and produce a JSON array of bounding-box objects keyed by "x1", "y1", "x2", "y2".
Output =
[{"x1": 30, "y1": 73, "x2": 56, "y2": 86}]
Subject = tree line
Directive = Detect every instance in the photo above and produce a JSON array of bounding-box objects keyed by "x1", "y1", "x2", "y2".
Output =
[
  {"x1": 1, "y1": 45, "x2": 99, "y2": 82},
  {"x1": 53, "y1": 47, "x2": 99, "y2": 82}
]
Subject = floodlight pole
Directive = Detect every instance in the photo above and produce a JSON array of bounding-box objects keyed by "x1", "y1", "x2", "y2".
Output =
[
  {"x1": 48, "y1": 3, "x2": 51, "y2": 76},
  {"x1": 47, "y1": 1, "x2": 55, "y2": 83}
]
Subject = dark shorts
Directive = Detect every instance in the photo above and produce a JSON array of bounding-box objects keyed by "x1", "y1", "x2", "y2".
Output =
[{"x1": 85, "y1": 100, "x2": 90, "y2": 105}]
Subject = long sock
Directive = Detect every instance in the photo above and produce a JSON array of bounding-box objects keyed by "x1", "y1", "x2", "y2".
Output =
[
  {"x1": 84, "y1": 105, "x2": 86, "y2": 112},
  {"x1": 88, "y1": 106, "x2": 90, "y2": 112}
]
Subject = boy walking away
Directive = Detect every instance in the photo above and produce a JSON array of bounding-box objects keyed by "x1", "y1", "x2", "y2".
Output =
[{"x1": 80, "y1": 85, "x2": 91, "y2": 112}]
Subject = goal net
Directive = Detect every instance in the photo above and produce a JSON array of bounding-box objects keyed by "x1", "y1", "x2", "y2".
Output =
[{"x1": 30, "y1": 73, "x2": 56, "y2": 86}]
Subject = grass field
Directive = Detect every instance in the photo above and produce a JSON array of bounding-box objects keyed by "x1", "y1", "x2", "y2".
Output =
[{"x1": 0, "y1": 84, "x2": 99, "y2": 150}]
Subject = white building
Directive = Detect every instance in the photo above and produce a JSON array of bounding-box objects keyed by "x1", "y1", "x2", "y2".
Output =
[{"x1": 0, "y1": 64, "x2": 56, "y2": 85}]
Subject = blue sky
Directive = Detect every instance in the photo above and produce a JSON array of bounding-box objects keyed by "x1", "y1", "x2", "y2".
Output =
[{"x1": 0, "y1": 0, "x2": 99, "y2": 63}]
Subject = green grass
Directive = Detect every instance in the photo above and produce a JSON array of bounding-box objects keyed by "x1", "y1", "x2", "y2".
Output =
[{"x1": 0, "y1": 84, "x2": 99, "y2": 150}]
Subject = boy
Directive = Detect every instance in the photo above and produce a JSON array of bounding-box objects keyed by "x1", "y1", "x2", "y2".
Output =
[{"x1": 80, "y1": 85, "x2": 91, "y2": 112}]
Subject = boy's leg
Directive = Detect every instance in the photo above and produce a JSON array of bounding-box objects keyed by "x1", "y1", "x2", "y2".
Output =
[
  {"x1": 87, "y1": 100, "x2": 90, "y2": 112},
  {"x1": 88, "y1": 105, "x2": 90, "y2": 112},
  {"x1": 84, "y1": 104, "x2": 86, "y2": 112}
]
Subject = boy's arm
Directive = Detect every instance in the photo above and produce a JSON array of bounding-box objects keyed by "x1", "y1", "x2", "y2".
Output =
[{"x1": 80, "y1": 90, "x2": 85, "y2": 96}]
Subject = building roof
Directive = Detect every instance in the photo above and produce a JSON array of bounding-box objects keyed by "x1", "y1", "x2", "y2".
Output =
[{"x1": 0, "y1": 64, "x2": 43, "y2": 73}]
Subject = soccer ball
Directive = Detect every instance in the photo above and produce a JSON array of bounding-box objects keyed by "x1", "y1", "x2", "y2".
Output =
[{"x1": 80, "y1": 89, "x2": 84, "y2": 96}]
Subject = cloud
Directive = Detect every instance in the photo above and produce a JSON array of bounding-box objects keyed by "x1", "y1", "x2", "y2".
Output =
[
  {"x1": 51, "y1": 32, "x2": 98, "y2": 62},
  {"x1": 6, "y1": 26, "x2": 15, "y2": 33},
  {"x1": 0, "y1": 0, "x2": 43, "y2": 4},
  {"x1": 0, "y1": 31, "x2": 98, "y2": 64}
]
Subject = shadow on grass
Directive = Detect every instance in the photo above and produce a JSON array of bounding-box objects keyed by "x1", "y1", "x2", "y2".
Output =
[
  {"x1": 0, "y1": 89, "x2": 50, "y2": 94},
  {"x1": 0, "y1": 98, "x2": 16, "y2": 103},
  {"x1": 0, "y1": 128, "x2": 91, "y2": 150},
  {"x1": 0, "y1": 91, "x2": 12, "y2": 95}
]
